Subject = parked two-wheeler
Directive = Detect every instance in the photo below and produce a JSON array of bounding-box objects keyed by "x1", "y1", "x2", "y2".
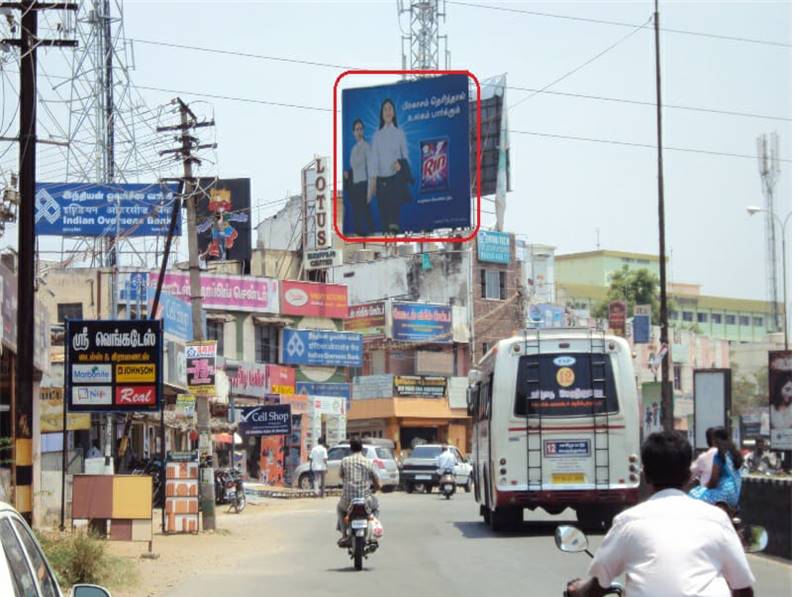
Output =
[
  {"x1": 554, "y1": 523, "x2": 768, "y2": 596},
  {"x1": 439, "y1": 469, "x2": 456, "y2": 499},
  {"x1": 214, "y1": 467, "x2": 246, "y2": 513},
  {"x1": 342, "y1": 497, "x2": 379, "y2": 571}
]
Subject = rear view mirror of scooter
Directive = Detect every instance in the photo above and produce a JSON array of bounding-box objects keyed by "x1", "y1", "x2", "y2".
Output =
[
  {"x1": 740, "y1": 525, "x2": 769, "y2": 554},
  {"x1": 555, "y1": 525, "x2": 593, "y2": 557}
]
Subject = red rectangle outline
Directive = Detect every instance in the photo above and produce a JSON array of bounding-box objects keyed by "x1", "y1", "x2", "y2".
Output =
[{"x1": 333, "y1": 70, "x2": 481, "y2": 244}]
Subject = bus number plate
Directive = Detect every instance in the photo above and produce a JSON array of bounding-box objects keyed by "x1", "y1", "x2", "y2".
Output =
[{"x1": 552, "y1": 473, "x2": 585, "y2": 484}]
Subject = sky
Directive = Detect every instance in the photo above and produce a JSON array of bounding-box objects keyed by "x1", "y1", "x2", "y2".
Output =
[{"x1": 0, "y1": 0, "x2": 792, "y2": 304}]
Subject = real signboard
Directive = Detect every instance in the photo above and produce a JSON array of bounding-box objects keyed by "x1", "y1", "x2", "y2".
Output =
[
  {"x1": 149, "y1": 272, "x2": 279, "y2": 313},
  {"x1": 280, "y1": 280, "x2": 349, "y2": 319},
  {"x1": 239, "y1": 404, "x2": 292, "y2": 437},
  {"x1": 281, "y1": 329, "x2": 363, "y2": 368},
  {"x1": 344, "y1": 302, "x2": 386, "y2": 338},
  {"x1": 391, "y1": 302, "x2": 452, "y2": 343},
  {"x1": 341, "y1": 74, "x2": 471, "y2": 236},
  {"x1": 185, "y1": 341, "x2": 217, "y2": 396},
  {"x1": 65, "y1": 319, "x2": 163, "y2": 412},
  {"x1": 768, "y1": 350, "x2": 792, "y2": 450},
  {"x1": 477, "y1": 230, "x2": 511, "y2": 264},
  {"x1": 196, "y1": 178, "x2": 252, "y2": 265},
  {"x1": 35, "y1": 182, "x2": 181, "y2": 237},
  {"x1": 394, "y1": 375, "x2": 447, "y2": 398}
]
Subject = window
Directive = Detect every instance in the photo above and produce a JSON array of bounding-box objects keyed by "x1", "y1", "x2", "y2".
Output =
[
  {"x1": 327, "y1": 447, "x2": 351, "y2": 462},
  {"x1": 669, "y1": 310, "x2": 678, "y2": 320},
  {"x1": 482, "y1": 343, "x2": 489, "y2": 356},
  {"x1": 57, "y1": 302, "x2": 83, "y2": 322},
  {"x1": 255, "y1": 325, "x2": 279, "y2": 364},
  {"x1": 697, "y1": 312, "x2": 708, "y2": 323},
  {"x1": 11, "y1": 518, "x2": 59, "y2": 597},
  {"x1": 725, "y1": 314, "x2": 736, "y2": 325},
  {"x1": 753, "y1": 316, "x2": 764, "y2": 327},
  {"x1": 711, "y1": 313, "x2": 722, "y2": 324},
  {"x1": 0, "y1": 517, "x2": 38, "y2": 597},
  {"x1": 682, "y1": 311, "x2": 694, "y2": 322},
  {"x1": 206, "y1": 320, "x2": 225, "y2": 355},
  {"x1": 673, "y1": 364, "x2": 682, "y2": 391},
  {"x1": 480, "y1": 269, "x2": 506, "y2": 300},
  {"x1": 739, "y1": 315, "x2": 751, "y2": 326}
]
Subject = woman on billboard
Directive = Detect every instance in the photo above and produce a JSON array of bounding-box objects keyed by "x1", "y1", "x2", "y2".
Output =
[
  {"x1": 770, "y1": 371, "x2": 792, "y2": 430},
  {"x1": 369, "y1": 98, "x2": 413, "y2": 234},
  {"x1": 343, "y1": 119, "x2": 375, "y2": 236}
]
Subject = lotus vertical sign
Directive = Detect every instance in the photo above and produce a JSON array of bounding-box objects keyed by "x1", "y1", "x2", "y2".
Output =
[{"x1": 65, "y1": 319, "x2": 163, "y2": 412}]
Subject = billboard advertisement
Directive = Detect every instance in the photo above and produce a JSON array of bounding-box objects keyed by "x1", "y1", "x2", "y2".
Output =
[
  {"x1": 196, "y1": 178, "x2": 251, "y2": 264},
  {"x1": 35, "y1": 182, "x2": 180, "y2": 237},
  {"x1": 280, "y1": 280, "x2": 348, "y2": 319},
  {"x1": 149, "y1": 271, "x2": 279, "y2": 313},
  {"x1": 147, "y1": 287, "x2": 193, "y2": 342},
  {"x1": 394, "y1": 375, "x2": 447, "y2": 398},
  {"x1": 281, "y1": 329, "x2": 363, "y2": 368},
  {"x1": 470, "y1": 74, "x2": 510, "y2": 199},
  {"x1": 238, "y1": 404, "x2": 292, "y2": 437},
  {"x1": 391, "y1": 302, "x2": 452, "y2": 343},
  {"x1": 528, "y1": 303, "x2": 565, "y2": 329},
  {"x1": 341, "y1": 74, "x2": 471, "y2": 236},
  {"x1": 185, "y1": 341, "x2": 217, "y2": 396},
  {"x1": 344, "y1": 301, "x2": 386, "y2": 338},
  {"x1": 303, "y1": 158, "x2": 332, "y2": 251},
  {"x1": 768, "y1": 350, "x2": 791, "y2": 450},
  {"x1": 267, "y1": 364, "x2": 296, "y2": 394},
  {"x1": 40, "y1": 387, "x2": 91, "y2": 432},
  {"x1": 608, "y1": 300, "x2": 627, "y2": 336},
  {"x1": 65, "y1": 319, "x2": 163, "y2": 412},
  {"x1": 477, "y1": 230, "x2": 511, "y2": 264},
  {"x1": 227, "y1": 360, "x2": 268, "y2": 398},
  {"x1": 633, "y1": 304, "x2": 652, "y2": 344}
]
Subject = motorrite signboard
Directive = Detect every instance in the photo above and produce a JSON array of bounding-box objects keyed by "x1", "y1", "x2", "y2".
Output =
[{"x1": 65, "y1": 319, "x2": 163, "y2": 413}]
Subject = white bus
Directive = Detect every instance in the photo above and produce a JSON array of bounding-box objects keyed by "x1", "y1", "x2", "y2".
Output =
[{"x1": 469, "y1": 329, "x2": 641, "y2": 531}]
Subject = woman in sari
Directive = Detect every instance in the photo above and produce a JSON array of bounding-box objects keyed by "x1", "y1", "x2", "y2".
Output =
[{"x1": 688, "y1": 426, "x2": 743, "y2": 517}]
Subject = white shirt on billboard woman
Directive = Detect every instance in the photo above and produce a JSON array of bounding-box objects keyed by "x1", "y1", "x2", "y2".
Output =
[{"x1": 368, "y1": 99, "x2": 409, "y2": 233}]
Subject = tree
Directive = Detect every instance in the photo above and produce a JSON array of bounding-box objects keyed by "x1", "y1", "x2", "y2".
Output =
[
  {"x1": 592, "y1": 265, "x2": 663, "y2": 324},
  {"x1": 731, "y1": 361, "x2": 769, "y2": 417}
]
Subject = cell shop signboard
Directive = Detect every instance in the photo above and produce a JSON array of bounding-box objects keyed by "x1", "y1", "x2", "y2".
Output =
[
  {"x1": 341, "y1": 74, "x2": 471, "y2": 236},
  {"x1": 65, "y1": 320, "x2": 163, "y2": 413}
]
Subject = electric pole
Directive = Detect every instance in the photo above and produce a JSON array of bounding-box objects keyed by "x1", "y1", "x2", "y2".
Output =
[
  {"x1": 158, "y1": 98, "x2": 217, "y2": 529},
  {"x1": 654, "y1": 0, "x2": 672, "y2": 432},
  {"x1": 2, "y1": 0, "x2": 77, "y2": 522}
]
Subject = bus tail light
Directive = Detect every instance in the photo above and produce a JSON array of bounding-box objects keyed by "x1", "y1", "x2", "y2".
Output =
[
  {"x1": 499, "y1": 458, "x2": 507, "y2": 465},
  {"x1": 629, "y1": 473, "x2": 639, "y2": 483},
  {"x1": 628, "y1": 454, "x2": 639, "y2": 463},
  {"x1": 500, "y1": 468, "x2": 507, "y2": 475}
]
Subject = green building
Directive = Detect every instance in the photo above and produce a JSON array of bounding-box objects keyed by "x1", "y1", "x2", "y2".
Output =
[{"x1": 555, "y1": 250, "x2": 776, "y2": 343}]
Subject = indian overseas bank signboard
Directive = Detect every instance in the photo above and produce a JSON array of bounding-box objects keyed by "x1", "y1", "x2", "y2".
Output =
[
  {"x1": 477, "y1": 230, "x2": 511, "y2": 264},
  {"x1": 281, "y1": 329, "x2": 363, "y2": 367},
  {"x1": 35, "y1": 182, "x2": 181, "y2": 237},
  {"x1": 238, "y1": 404, "x2": 292, "y2": 436}
]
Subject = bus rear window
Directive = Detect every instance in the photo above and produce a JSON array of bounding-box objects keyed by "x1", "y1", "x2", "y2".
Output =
[{"x1": 514, "y1": 353, "x2": 620, "y2": 417}]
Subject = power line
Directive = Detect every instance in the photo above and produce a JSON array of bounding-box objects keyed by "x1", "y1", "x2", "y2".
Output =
[{"x1": 448, "y1": 1, "x2": 791, "y2": 48}]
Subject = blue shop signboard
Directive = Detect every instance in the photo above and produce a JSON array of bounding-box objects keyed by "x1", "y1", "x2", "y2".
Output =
[
  {"x1": 238, "y1": 404, "x2": 292, "y2": 437},
  {"x1": 391, "y1": 302, "x2": 452, "y2": 343},
  {"x1": 281, "y1": 329, "x2": 363, "y2": 368},
  {"x1": 147, "y1": 287, "x2": 194, "y2": 342},
  {"x1": 296, "y1": 381, "x2": 352, "y2": 411},
  {"x1": 477, "y1": 230, "x2": 511, "y2": 264}
]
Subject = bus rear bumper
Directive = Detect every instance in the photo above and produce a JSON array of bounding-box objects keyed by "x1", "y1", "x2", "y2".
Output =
[{"x1": 495, "y1": 487, "x2": 639, "y2": 508}]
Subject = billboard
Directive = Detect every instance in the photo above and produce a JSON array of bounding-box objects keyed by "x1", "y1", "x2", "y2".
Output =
[
  {"x1": 341, "y1": 74, "x2": 471, "y2": 236},
  {"x1": 633, "y1": 305, "x2": 652, "y2": 344},
  {"x1": 281, "y1": 329, "x2": 363, "y2": 368},
  {"x1": 528, "y1": 304, "x2": 565, "y2": 329},
  {"x1": 768, "y1": 350, "x2": 791, "y2": 450},
  {"x1": 40, "y1": 387, "x2": 91, "y2": 432},
  {"x1": 149, "y1": 272, "x2": 279, "y2": 313},
  {"x1": 196, "y1": 178, "x2": 251, "y2": 265},
  {"x1": 391, "y1": 302, "x2": 452, "y2": 343},
  {"x1": 295, "y1": 382, "x2": 351, "y2": 400},
  {"x1": 470, "y1": 75, "x2": 510, "y2": 199},
  {"x1": 147, "y1": 287, "x2": 193, "y2": 342},
  {"x1": 280, "y1": 280, "x2": 348, "y2": 319},
  {"x1": 267, "y1": 364, "x2": 296, "y2": 394},
  {"x1": 185, "y1": 341, "x2": 217, "y2": 396},
  {"x1": 35, "y1": 182, "x2": 180, "y2": 237},
  {"x1": 238, "y1": 404, "x2": 292, "y2": 437},
  {"x1": 65, "y1": 319, "x2": 163, "y2": 412},
  {"x1": 693, "y1": 369, "x2": 731, "y2": 450},
  {"x1": 344, "y1": 301, "x2": 386, "y2": 338},
  {"x1": 303, "y1": 158, "x2": 332, "y2": 251},
  {"x1": 394, "y1": 375, "x2": 447, "y2": 398},
  {"x1": 477, "y1": 230, "x2": 511, "y2": 264},
  {"x1": 608, "y1": 300, "x2": 627, "y2": 336}
]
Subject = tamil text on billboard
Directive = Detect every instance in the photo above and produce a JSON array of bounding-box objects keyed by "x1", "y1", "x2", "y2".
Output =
[
  {"x1": 394, "y1": 375, "x2": 447, "y2": 398},
  {"x1": 341, "y1": 74, "x2": 471, "y2": 236},
  {"x1": 281, "y1": 329, "x2": 363, "y2": 368},
  {"x1": 344, "y1": 301, "x2": 386, "y2": 338},
  {"x1": 280, "y1": 280, "x2": 348, "y2": 319},
  {"x1": 150, "y1": 271, "x2": 278, "y2": 313},
  {"x1": 196, "y1": 178, "x2": 252, "y2": 265},
  {"x1": 477, "y1": 230, "x2": 511, "y2": 264},
  {"x1": 186, "y1": 341, "x2": 217, "y2": 396},
  {"x1": 769, "y1": 350, "x2": 791, "y2": 450},
  {"x1": 391, "y1": 302, "x2": 452, "y2": 343},
  {"x1": 66, "y1": 319, "x2": 163, "y2": 412},
  {"x1": 35, "y1": 182, "x2": 180, "y2": 237}
]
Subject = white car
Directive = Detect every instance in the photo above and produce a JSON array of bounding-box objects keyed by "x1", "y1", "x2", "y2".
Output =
[
  {"x1": 293, "y1": 443, "x2": 400, "y2": 492},
  {"x1": 0, "y1": 501, "x2": 111, "y2": 596},
  {"x1": 400, "y1": 444, "x2": 473, "y2": 493}
]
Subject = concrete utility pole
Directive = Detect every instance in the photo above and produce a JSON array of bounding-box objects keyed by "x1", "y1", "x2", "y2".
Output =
[
  {"x1": 158, "y1": 98, "x2": 217, "y2": 529},
  {"x1": 3, "y1": 0, "x2": 78, "y2": 522},
  {"x1": 653, "y1": 0, "x2": 672, "y2": 432}
]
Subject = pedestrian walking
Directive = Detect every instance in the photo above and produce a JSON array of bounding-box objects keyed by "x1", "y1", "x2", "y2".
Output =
[{"x1": 310, "y1": 437, "x2": 328, "y2": 498}]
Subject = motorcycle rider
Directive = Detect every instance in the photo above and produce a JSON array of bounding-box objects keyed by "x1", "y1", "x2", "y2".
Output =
[
  {"x1": 337, "y1": 438, "x2": 380, "y2": 547},
  {"x1": 436, "y1": 447, "x2": 457, "y2": 477},
  {"x1": 566, "y1": 431, "x2": 756, "y2": 597}
]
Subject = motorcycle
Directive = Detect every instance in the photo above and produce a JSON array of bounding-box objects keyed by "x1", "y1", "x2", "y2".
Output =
[
  {"x1": 439, "y1": 469, "x2": 456, "y2": 499},
  {"x1": 554, "y1": 523, "x2": 769, "y2": 596},
  {"x1": 214, "y1": 467, "x2": 246, "y2": 513},
  {"x1": 342, "y1": 497, "x2": 379, "y2": 571}
]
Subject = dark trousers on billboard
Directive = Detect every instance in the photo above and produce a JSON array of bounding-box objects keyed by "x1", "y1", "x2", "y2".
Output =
[
  {"x1": 349, "y1": 181, "x2": 374, "y2": 236},
  {"x1": 376, "y1": 175, "x2": 402, "y2": 234}
]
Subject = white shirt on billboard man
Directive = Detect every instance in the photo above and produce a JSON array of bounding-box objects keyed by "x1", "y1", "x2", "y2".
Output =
[{"x1": 309, "y1": 437, "x2": 328, "y2": 498}]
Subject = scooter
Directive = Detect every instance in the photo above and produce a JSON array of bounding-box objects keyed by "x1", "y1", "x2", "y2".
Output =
[
  {"x1": 554, "y1": 524, "x2": 769, "y2": 596},
  {"x1": 439, "y1": 469, "x2": 456, "y2": 499},
  {"x1": 342, "y1": 497, "x2": 379, "y2": 571},
  {"x1": 214, "y1": 467, "x2": 246, "y2": 513}
]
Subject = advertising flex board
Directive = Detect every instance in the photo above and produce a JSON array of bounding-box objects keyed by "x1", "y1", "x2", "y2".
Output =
[
  {"x1": 391, "y1": 302, "x2": 452, "y2": 343},
  {"x1": 150, "y1": 272, "x2": 279, "y2": 313},
  {"x1": 608, "y1": 300, "x2": 627, "y2": 336},
  {"x1": 477, "y1": 230, "x2": 511, "y2": 264},
  {"x1": 768, "y1": 350, "x2": 791, "y2": 450},
  {"x1": 147, "y1": 287, "x2": 193, "y2": 341},
  {"x1": 40, "y1": 387, "x2": 91, "y2": 432},
  {"x1": 352, "y1": 375, "x2": 395, "y2": 400},
  {"x1": 344, "y1": 301, "x2": 386, "y2": 338},
  {"x1": 196, "y1": 178, "x2": 252, "y2": 264},
  {"x1": 267, "y1": 364, "x2": 296, "y2": 394},
  {"x1": 303, "y1": 158, "x2": 332, "y2": 252},
  {"x1": 35, "y1": 182, "x2": 181, "y2": 237},
  {"x1": 527, "y1": 304, "x2": 565, "y2": 329},
  {"x1": 281, "y1": 329, "x2": 363, "y2": 368},
  {"x1": 185, "y1": 341, "x2": 217, "y2": 396},
  {"x1": 341, "y1": 74, "x2": 471, "y2": 236},
  {"x1": 227, "y1": 360, "x2": 268, "y2": 398},
  {"x1": 65, "y1": 319, "x2": 163, "y2": 412},
  {"x1": 238, "y1": 404, "x2": 292, "y2": 437},
  {"x1": 280, "y1": 280, "x2": 349, "y2": 319},
  {"x1": 296, "y1": 382, "x2": 351, "y2": 400},
  {"x1": 394, "y1": 375, "x2": 447, "y2": 398}
]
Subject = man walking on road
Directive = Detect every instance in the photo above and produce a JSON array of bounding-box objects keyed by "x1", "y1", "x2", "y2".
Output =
[{"x1": 310, "y1": 437, "x2": 328, "y2": 497}]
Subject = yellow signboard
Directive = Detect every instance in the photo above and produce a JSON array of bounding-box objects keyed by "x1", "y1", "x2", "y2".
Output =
[
  {"x1": 551, "y1": 472, "x2": 586, "y2": 484},
  {"x1": 116, "y1": 363, "x2": 156, "y2": 383},
  {"x1": 40, "y1": 387, "x2": 91, "y2": 432}
]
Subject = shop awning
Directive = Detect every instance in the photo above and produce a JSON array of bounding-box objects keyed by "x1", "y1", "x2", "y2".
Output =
[{"x1": 212, "y1": 432, "x2": 243, "y2": 445}]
